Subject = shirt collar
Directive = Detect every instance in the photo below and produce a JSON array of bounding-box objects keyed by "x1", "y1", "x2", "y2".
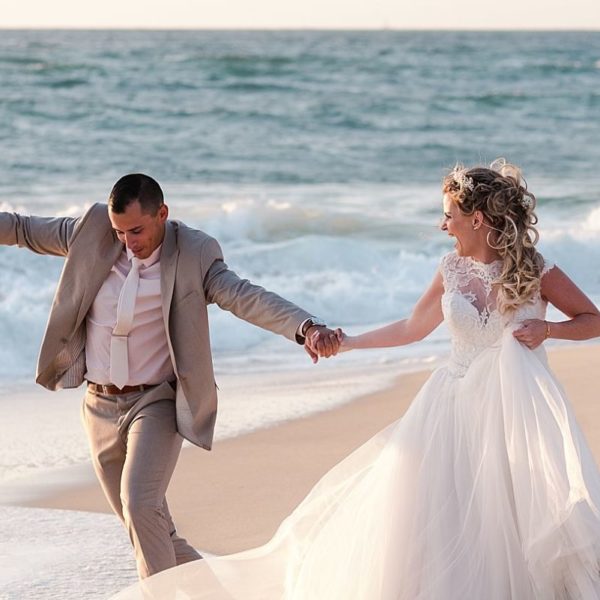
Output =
[{"x1": 125, "y1": 244, "x2": 162, "y2": 268}]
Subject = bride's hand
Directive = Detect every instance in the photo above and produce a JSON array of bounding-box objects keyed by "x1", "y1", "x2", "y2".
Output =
[
  {"x1": 512, "y1": 319, "x2": 549, "y2": 349},
  {"x1": 333, "y1": 328, "x2": 353, "y2": 353}
]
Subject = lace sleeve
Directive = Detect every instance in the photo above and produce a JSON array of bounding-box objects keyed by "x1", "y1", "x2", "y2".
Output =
[
  {"x1": 439, "y1": 252, "x2": 456, "y2": 291},
  {"x1": 541, "y1": 256, "x2": 556, "y2": 278}
]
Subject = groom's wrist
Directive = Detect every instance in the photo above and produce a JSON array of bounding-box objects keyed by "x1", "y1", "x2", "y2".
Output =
[
  {"x1": 296, "y1": 317, "x2": 327, "y2": 343},
  {"x1": 301, "y1": 318, "x2": 327, "y2": 338}
]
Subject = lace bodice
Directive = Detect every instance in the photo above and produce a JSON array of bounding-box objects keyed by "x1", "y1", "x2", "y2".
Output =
[{"x1": 440, "y1": 252, "x2": 553, "y2": 377}]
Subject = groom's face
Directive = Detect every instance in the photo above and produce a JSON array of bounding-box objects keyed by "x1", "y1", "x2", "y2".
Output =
[{"x1": 109, "y1": 200, "x2": 169, "y2": 259}]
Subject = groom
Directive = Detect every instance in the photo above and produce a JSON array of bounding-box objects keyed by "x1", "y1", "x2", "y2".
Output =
[{"x1": 0, "y1": 174, "x2": 340, "y2": 578}]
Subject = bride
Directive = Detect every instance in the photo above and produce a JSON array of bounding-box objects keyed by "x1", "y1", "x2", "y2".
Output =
[{"x1": 113, "y1": 159, "x2": 600, "y2": 599}]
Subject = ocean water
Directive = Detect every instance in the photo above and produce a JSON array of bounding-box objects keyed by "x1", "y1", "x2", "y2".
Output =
[
  {"x1": 0, "y1": 506, "x2": 138, "y2": 599},
  {"x1": 0, "y1": 30, "x2": 600, "y2": 486},
  {"x1": 0, "y1": 29, "x2": 599, "y2": 600}
]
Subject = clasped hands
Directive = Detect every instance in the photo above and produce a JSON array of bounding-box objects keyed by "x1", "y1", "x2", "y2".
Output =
[{"x1": 304, "y1": 325, "x2": 346, "y2": 364}]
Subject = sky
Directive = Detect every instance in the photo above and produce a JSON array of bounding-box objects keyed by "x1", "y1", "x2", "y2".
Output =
[{"x1": 0, "y1": 0, "x2": 599, "y2": 29}]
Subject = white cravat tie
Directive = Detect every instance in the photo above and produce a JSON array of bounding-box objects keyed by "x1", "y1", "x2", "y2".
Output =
[{"x1": 110, "y1": 257, "x2": 141, "y2": 389}]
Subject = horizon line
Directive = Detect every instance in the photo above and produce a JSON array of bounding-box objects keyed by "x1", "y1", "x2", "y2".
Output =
[{"x1": 1, "y1": 26, "x2": 599, "y2": 32}]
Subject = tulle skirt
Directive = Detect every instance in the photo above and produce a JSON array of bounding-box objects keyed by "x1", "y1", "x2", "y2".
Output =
[{"x1": 112, "y1": 331, "x2": 600, "y2": 599}]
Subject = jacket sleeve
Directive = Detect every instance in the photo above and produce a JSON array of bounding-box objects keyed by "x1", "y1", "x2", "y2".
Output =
[
  {"x1": 0, "y1": 212, "x2": 80, "y2": 257},
  {"x1": 201, "y1": 238, "x2": 312, "y2": 344}
]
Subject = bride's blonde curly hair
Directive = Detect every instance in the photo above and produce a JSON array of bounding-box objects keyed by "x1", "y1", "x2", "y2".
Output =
[{"x1": 442, "y1": 158, "x2": 544, "y2": 313}]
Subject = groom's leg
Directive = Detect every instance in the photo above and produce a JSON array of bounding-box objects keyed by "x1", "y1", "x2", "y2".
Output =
[
  {"x1": 120, "y1": 398, "x2": 201, "y2": 578},
  {"x1": 162, "y1": 498, "x2": 203, "y2": 565},
  {"x1": 83, "y1": 388, "x2": 200, "y2": 578},
  {"x1": 82, "y1": 388, "x2": 127, "y2": 519}
]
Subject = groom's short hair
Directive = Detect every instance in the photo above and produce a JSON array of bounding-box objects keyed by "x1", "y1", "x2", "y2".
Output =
[{"x1": 109, "y1": 173, "x2": 164, "y2": 215}]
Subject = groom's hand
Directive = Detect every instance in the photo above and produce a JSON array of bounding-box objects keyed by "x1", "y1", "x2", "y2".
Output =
[{"x1": 304, "y1": 326, "x2": 340, "y2": 363}]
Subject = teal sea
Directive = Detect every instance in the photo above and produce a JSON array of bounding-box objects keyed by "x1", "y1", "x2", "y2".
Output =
[
  {"x1": 1, "y1": 36, "x2": 600, "y2": 592},
  {"x1": 0, "y1": 30, "x2": 599, "y2": 380},
  {"x1": 0, "y1": 37, "x2": 600, "y2": 584}
]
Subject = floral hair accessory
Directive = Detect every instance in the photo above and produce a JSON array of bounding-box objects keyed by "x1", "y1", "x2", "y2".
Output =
[
  {"x1": 451, "y1": 167, "x2": 475, "y2": 192},
  {"x1": 521, "y1": 195, "x2": 533, "y2": 209}
]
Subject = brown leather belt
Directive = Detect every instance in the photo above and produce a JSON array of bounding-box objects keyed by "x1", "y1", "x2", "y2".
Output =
[{"x1": 87, "y1": 381, "x2": 176, "y2": 395}]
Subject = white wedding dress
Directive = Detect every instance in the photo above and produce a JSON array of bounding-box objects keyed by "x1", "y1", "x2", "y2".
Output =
[{"x1": 113, "y1": 252, "x2": 600, "y2": 599}]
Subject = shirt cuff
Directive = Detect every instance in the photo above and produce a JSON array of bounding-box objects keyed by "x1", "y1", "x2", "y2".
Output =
[
  {"x1": 296, "y1": 318, "x2": 313, "y2": 339},
  {"x1": 295, "y1": 317, "x2": 327, "y2": 344}
]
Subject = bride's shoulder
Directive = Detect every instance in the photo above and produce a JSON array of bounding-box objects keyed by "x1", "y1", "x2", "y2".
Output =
[
  {"x1": 439, "y1": 251, "x2": 459, "y2": 269},
  {"x1": 438, "y1": 251, "x2": 469, "y2": 288},
  {"x1": 439, "y1": 251, "x2": 469, "y2": 274},
  {"x1": 539, "y1": 254, "x2": 556, "y2": 278}
]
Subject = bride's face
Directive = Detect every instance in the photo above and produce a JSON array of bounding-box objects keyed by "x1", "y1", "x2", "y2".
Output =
[{"x1": 440, "y1": 194, "x2": 478, "y2": 256}]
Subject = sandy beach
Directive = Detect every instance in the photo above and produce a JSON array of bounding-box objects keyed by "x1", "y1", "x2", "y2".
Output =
[
  {"x1": 1, "y1": 342, "x2": 599, "y2": 599},
  {"x1": 18, "y1": 343, "x2": 600, "y2": 559}
]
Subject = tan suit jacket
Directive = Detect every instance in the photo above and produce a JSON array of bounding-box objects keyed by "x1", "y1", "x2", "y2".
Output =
[{"x1": 0, "y1": 203, "x2": 312, "y2": 449}]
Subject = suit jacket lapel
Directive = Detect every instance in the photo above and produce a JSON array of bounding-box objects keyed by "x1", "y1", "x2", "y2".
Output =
[
  {"x1": 161, "y1": 220, "x2": 179, "y2": 333},
  {"x1": 75, "y1": 228, "x2": 123, "y2": 327}
]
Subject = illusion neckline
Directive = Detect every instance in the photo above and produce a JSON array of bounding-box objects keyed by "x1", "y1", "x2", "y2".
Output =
[{"x1": 456, "y1": 253, "x2": 502, "y2": 268}]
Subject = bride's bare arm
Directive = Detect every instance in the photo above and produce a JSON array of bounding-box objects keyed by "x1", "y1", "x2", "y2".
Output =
[
  {"x1": 513, "y1": 266, "x2": 600, "y2": 348},
  {"x1": 340, "y1": 270, "x2": 444, "y2": 351}
]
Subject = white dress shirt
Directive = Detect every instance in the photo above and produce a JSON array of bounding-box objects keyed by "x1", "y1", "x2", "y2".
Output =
[{"x1": 85, "y1": 245, "x2": 174, "y2": 386}]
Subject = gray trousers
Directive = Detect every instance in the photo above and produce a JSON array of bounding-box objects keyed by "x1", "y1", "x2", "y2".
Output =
[{"x1": 82, "y1": 381, "x2": 201, "y2": 579}]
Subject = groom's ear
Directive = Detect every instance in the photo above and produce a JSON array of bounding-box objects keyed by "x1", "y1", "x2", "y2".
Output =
[{"x1": 157, "y1": 204, "x2": 169, "y2": 223}]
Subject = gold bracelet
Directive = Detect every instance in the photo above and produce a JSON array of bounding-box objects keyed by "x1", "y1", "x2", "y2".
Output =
[{"x1": 544, "y1": 320, "x2": 551, "y2": 339}]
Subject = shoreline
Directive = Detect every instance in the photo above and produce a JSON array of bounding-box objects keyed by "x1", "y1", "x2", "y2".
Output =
[
  {"x1": 12, "y1": 342, "x2": 600, "y2": 555},
  {"x1": 19, "y1": 368, "x2": 431, "y2": 554},
  {"x1": 0, "y1": 356, "x2": 431, "y2": 506}
]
